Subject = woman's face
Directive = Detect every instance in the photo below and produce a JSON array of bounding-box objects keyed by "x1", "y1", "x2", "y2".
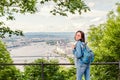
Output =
[{"x1": 75, "y1": 32, "x2": 81, "y2": 41}]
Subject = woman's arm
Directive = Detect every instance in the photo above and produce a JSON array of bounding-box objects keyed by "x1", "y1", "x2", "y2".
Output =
[{"x1": 73, "y1": 41, "x2": 82, "y2": 59}]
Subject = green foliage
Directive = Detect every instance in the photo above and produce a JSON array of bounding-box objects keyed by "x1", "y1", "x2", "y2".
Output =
[
  {"x1": 0, "y1": 0, "x2": 37, "y2": 20},
  {"x1": 87, "y1": 3, "x2": 120, "y2": 80},
  {"x1": 0, "y1": 21, "x2": 23, "y2": 38},
  {"x1": 0, "y1": 40, "x2": 21, "y2": 80},
  {"x1": 0, "y1": 0, "x2": 89, "y2": 18},
  {"x1": 24, "y1": 59, "x2": 59, "y2": 80},
  {"x1": 24, "y1": 58, "x2": 76, "y2": 80},
  {"x1": 67, "y1": 56, "x2": 74, "y2": 64},
  {"x1": 87, "y1": 24, "x2": 105, "y2": 61},
  {"x1": 0, "y1": 41, "x2": 12, "y2": 63},
  {"x1": 48, "y1": 0, "x2": 90, "y2": 16},
  {"x1": 40, "y1": 0, "x2": 90, "y2": 16}
]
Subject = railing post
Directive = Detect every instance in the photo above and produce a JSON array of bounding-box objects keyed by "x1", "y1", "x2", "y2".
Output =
[
  {"x1": 118, "y1": 61, "x2": 120, "y2": 80},
  {"x1": 41, "y1": 62, "x2": 44, "y2": 80}
]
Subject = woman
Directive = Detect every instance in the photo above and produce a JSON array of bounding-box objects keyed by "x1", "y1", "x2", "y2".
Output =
[{"x1": 72, "y1": 30, "x2": 90, "y2": 80}]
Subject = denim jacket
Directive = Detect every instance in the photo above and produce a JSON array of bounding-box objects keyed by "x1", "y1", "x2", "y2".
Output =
[{"x1": 73, "y1": 41, "x2": 84, "y2": 66}]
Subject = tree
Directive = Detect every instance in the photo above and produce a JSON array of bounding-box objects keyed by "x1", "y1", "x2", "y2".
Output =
[
  {"x1": 24, "y1": 58, "x2": 76, "y2": 80},
  {"x1": 0, "y1": 0, "x2": 89, "y2": 17},
  {"x1": 24, "y1": 59, "x2": 60, "y2": 80},
  {"x1": 0, "y1": 0, "x2": 90, "y2": 38},
  {"x1": 0, "y1": 40, "x2": 21, "y2": 80},
  {"x1": 87, "y1": 3, "x2": 120, "y2": 80},
  {"x1": 0, "y1": 22, "x2": 23, "y2": 38}
]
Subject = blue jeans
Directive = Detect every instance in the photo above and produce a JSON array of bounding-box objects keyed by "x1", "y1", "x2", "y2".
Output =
[{"x1": 76, "y1": 63, "x2": 90, "y2": 80}]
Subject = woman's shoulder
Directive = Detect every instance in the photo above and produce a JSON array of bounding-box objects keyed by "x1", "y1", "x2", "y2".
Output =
[
  {"x1": 77, "y1": 41, "x2": 85, "y2": 45},
  {"x1": 77, "y1": 41, "x2": 82, "y2": 44},
  {"x1": 77, "y1": 40, "x2": 84, "y2": 43}
]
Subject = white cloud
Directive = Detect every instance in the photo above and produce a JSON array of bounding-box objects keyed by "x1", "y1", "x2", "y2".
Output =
[
  {"x1": 66, "y1": 9, "x2": 107, "y2": 21},
  {"x1": 87, "y1": 2, "x2": 95, "y2": 8},
  {"x1": 5, "y1": 21, "x2": 44, "y2": 32},
  {"x1": 36, "y1": 1, "x2": 55, "y2": 17},
  {"x1": 82, "y1": 9, "x2": 107, "y2": 18},
  {"x1": 90, "y1": 17, "x2": 102, "y2": 22},
  {"x1": 4, "y1": 8, "x2": 108, "y2": 32}
]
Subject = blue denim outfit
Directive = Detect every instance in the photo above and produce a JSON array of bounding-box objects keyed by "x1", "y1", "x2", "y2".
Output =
[{"x1": 73, "y1": 41, "x2": 90, "y2": 80}]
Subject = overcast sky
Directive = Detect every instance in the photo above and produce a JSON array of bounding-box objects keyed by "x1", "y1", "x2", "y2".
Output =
[{"x1": 4, "y1": 0, "x2": 120, "y2": 33}]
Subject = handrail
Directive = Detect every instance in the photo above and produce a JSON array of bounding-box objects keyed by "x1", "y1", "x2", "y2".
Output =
[
  {"x1": 0, "y1": 62, "x2": 119, "y2": 65},
  {"x1": 0, "y1": 61, "x2": 119, "y2": 80}
]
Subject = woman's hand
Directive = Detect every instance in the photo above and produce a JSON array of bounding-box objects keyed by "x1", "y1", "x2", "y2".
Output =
[{"x1": 72, "y1": 44, "x2": 76, "y2": 49}]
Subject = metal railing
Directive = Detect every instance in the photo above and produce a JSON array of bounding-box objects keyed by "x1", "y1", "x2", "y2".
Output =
[{"x1": 0, "y1": 61, "x2": 120, "y2": 80}]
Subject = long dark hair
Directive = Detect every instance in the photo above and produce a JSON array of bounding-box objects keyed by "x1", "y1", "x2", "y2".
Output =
[{"x1": 74, "y1": 30, "x2": 85, "y2": 42}]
